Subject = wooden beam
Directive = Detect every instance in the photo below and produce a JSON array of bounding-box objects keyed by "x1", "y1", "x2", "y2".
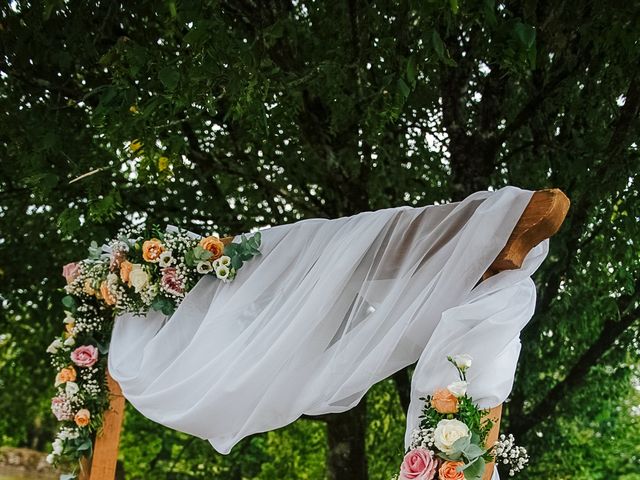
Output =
[
  {"x1": 480, "y1": 188, "x2": 570, "y2": 479},
  {"x1": 84, "y1": 189, "x2": 569, "y2": 480}
]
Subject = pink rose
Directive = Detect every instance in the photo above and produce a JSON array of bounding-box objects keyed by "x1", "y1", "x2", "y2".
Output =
[
  {"x1": 51, "y1": 396, "x2": 72, "y2": 421},
  {"x1": 62, "y1": 262, "x2": 81, "y2": 284},
  {"x1": 399, "y1": 448, "x2": 437, "y2": 480},
  {"x1": 70, "y1": 345, "x2": 99, "y2": 368},
  {"x1": 161, "y1": 267, "x2": 184, "y2": 297}
]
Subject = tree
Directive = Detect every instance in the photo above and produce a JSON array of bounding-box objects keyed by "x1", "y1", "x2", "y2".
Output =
[{"x1": 0, "y1": 1, "x2": 639, "y2": 478}]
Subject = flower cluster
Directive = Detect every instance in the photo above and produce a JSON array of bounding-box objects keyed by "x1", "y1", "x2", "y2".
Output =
[
  {"x1": 494, "y1": 434, "x2": 529, "y2": 476},
  {"x1": 46, "y1": 227, "x2": 261, "y2": 471},
  {"x1": 396, "y1": 355, "x2": 529, "y2": 480}
]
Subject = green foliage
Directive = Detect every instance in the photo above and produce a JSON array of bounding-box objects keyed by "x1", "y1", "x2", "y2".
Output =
[
  {"x1": 0, "y1": 0, "x2": 639, "y2": 478},
  {"x1": 225, "y1": 233, "x2": 262, "y2": 270}
]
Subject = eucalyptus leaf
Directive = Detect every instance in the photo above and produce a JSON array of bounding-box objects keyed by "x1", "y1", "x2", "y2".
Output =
[
  {"x1": 452, "y1": 434, "x2": 471, "y2": 454},
  {"x1": 460, "y1": 456, "x2": 485, "y2": 480},
  {"x1": 62, "y1": 295, "x2": 77, "y2": 311},
  {"x1": 462, "y1": 442, "x2": 485, "y2": 460},
  {"x1": 88, "y1": 240, "x2": 102, "y2": 259}
]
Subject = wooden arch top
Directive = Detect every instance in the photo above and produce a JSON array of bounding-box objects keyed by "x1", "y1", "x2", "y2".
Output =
[
  {"x1": 485, "y1": 188, "x2": 570, "y2": 277},
  {"x1": 82, "y1": 188, "x2": 570, "y2": 480}
]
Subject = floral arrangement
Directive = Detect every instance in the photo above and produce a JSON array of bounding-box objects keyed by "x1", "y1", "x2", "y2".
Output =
[
  {"x1": 45, "y1": 226, "x2": 261, "y2": 471},
  {"x1": 395, "y1": 355, "x2": 529, "y2": 480}
]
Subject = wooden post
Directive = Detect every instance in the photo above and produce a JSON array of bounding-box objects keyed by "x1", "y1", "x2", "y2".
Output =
[
  {"x1": 480, "y1": 188, "x2": 570, "y2": 479},
  {"x1": 79, "y1": 372, "x2": 126, "y2": 480},
  {"x1": 84, "y1": 190, "x2": 569, "y2": 480}
]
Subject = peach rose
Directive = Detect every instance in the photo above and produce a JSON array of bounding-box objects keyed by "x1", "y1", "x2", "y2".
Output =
[
  {"x1": 142, "y1": 238, "x2": 164, "y2": 262},
  {"x1": 74, "y1": 408, "x2": 91, "y2": 427},
  {"x1": 438, "y1": 461, "x2": 465, "y2": 480},
  {"x1": 431, "y1": 388, "x2": 459, "y2": 414},
  {"x1": 199, "y1": 236, "x2": 224, "y2": 260},
  {"x1": 100, "y1": 281, "x2": 117, "y2": 306},
  {"x1": 83, "y1": 279, "x2": 96, "y2": 296},
  {"x1": 55, "y1": 366, "x2": 76, "y2": 386},
  {"x1": 120, "y1": 260, "x2": 133, "y2": 284}
]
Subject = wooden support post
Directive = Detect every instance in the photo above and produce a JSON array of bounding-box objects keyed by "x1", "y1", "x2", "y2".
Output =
[
  {"x1": 79, "y1": 372, "x2": 125, "y2": 480},
  {"x1": 85, "y1": 190, "x2": 569, "y2": 480},
  {"x1": 480, "y1": 188, "x2": 569, "y2": 479}
]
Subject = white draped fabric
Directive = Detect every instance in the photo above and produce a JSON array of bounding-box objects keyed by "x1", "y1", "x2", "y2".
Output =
[{"x1": 109, "y1": 186, "x2": 547, "y2": 478}]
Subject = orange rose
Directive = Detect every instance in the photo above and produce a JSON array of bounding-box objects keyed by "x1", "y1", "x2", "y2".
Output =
[
  {"x1": 142, "y1": 238, "x2": 164, "y2": 262},
  {"x1": 74, "y1": 408, "x2": 91, "y2": 427},
  {"x1": 199, "y1": 236, "x2": 224, "y2": 260},
  {"x1": 100, "y1": 281, "x2": 117, "y2": 306},
  {"x1": 55, "y1": 366, "x2": 76, "y2": 386},
  {"x1": 431, "y1": 388, "x2": 459, "y2": 414},
  {"x1": 120, "y1": 260, "x2": 133, "y2": 284},
  {"x1": 438, "y1": 461, "x2": 465, "y2": 480}
]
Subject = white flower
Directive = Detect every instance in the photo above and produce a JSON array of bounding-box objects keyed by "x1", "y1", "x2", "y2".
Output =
[
  {"x1": 46, "y1": 454, "x2": 55, "y2": 464},
  {"x1": 46, "y1": 338, "x2": 64, "y2": 354},
  {"x1": 447, "y1": 380, "x2": 468, "y2": 398},
  {"x1": 106, "y1": 272, "x2": 119, "y2": 284},
  {"x1": 452, "y1": 354, "x2": 473, "y2": 370},
  {"x1": 158, "y1": 251, "x2": 175, "y2": 268},
  {"x1": 215, "y1": 265, "x2": 230, "y2": 282},
  {"x1": 218, "y1": 255, "x2": 231, "y2": 267},
  {"x1": 63, "y1": 336, "x2": 76, "y2": 347},
  {"x1": 211, "y1": 258, "x2": 222, "y2": 270},
  {"x1": 65, "y1": 381, "x2": 79, "y2": 398},
  {"x1": 129, "y1": 264, "x2": 149, "y2": 293},
  {"x1": 63, "y1": 313, "x2": 75, "y2": 324},
  {"x1": 196, "y1": 261, "x2": 213, "y2": 274},
  {"x1": 434, "y1": 419, "x2": 470, "y2": 454},
  {"x1": 52, "y1": 439, "x2": 63, "y2": 455}
]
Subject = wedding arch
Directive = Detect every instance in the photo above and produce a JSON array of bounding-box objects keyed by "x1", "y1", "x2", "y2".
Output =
[{"x1": 50, "y1": 187, "x2": 569, "y2": 480}]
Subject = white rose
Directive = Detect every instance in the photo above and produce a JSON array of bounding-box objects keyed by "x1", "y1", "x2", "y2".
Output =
[
  {"x1": 52, "y1": 439, "x2": 63, "y2": 455},
  {"x1": 46, "y1": 453, "x2": 55, "y2": 464},
  {"x1": 106, "y1": 273, "x2": 119, "y2": 284},
  {"x1": 46, "y1": 338, "x2": 63, "y2": 354},
  {"x1": 452, "y1": 354, "x2": 473, "y2": 370},
  {"x1": 447, "y1": 380, "x2": 468, "y2": 398},
  {"x1": 129, "y1": 265, "x2": 149, "y2": 293},
  {"x1": 196, "y1": 261, "x2": 213, "y2": 274},
  {"x1": 63, "y1": 336, "x2": 76, "y2": 347},
  {"x1": 434, "y1": 419, "x2": 470, "y2": 454},
  {"x1": 65, "y1": 381, "x2": 79, "y2": 397}
]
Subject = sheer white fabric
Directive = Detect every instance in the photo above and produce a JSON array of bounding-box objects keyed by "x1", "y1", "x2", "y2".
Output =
[{"x1": 109, "y1": 186, "x2": 547, "y2": 478}]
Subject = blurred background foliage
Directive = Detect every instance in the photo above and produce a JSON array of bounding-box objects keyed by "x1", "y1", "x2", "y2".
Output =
[{"x1": 0, "y1": 0, "x2": 639, "y2": 478}]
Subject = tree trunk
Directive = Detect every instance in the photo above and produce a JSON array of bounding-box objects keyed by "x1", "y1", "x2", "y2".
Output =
[{"x1": 325, "y1": 400, "x2": 368, "y2": 480}]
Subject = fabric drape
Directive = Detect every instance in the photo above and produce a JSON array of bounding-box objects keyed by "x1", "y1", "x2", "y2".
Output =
[{"x1": 109, "y1": 186, "x2": 547, "y2": 479}]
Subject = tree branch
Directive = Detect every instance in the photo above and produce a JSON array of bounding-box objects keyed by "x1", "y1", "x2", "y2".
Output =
[{"x1": 510, "y1": 280, "x2": 640, "y2": 438}]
